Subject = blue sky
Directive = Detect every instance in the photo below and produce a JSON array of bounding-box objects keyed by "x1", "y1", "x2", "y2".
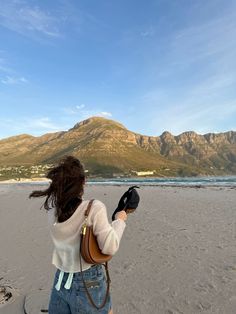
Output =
[{"x1": 0, "y1": 0, "x2": 236, "y2": 139}]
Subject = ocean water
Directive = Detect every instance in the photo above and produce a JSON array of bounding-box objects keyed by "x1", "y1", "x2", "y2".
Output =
[
  {"x1": 87, "y1": 176, "x2": 236, "y2": 187},
  {"x1": 1, "y1": 176, "x2": 236, "y2": 187}
]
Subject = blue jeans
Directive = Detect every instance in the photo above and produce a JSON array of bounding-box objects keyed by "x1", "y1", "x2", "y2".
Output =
[{"x1": 48, "y1": 264, "x2": 112, "y2": 314}]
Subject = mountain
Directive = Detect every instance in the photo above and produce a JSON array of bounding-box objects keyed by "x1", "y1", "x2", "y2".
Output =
[{"x1": 0, "y1": 116, "x2": 235, "y2": 177}]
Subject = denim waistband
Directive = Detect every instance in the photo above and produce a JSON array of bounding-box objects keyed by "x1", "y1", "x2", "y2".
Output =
[{"x1": 54, "y1": 264, "x2": 103, "y2": 291}]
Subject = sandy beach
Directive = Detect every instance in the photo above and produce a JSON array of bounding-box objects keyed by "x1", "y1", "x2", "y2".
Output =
[{"x1": 0, "y1": 184, "x2": 236, "y2": 314}]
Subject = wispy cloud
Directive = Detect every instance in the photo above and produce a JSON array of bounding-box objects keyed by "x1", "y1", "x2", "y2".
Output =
[
  {"x1": 140, "y1": 26, "x2": 155, "y2": 37},
  {"x1": 63, "y1": 105, "x2": 85, "y2": 115},
  {"x1": 0, "y1": 52, "x2": 28, "y2": 85},
  {"x1": 144, "y1": 78, "x2": 236, "y2": 135},
  {"x1": 141, "y1": 7, "x2": 236, "y2": 135},
  {"x1": 0, "y1": 117, "x2": 69, "y2": 139},
  {"x1": 162, "y1": 101, "x2": 236, "y2": 135},
  {"x1": 76, "y1": 104, "x2": 85, "y2": 110},
  {"x1": 26, "y1": 117, "x2": 62, "y2": 131},
  {"x1": 170, "y1": 14, "x2": 236, "y2": 66},
  {"x1": 99, "y1": 112, "x2": 112, "y2": 117},
  {"x1": 1, "y1": 76, "x2": 28, "y2": 85},
  {"x1": 78, "y1": 110, "x2": 113, "y2": 120},
  {"x1": 0, "y1": 1, "x2": 62, "y2": 39},
  {"x1": 159, "y1": 10, "x2": 236, "y2": 84},
  {"x1": 0, "y1": 112, "x2": 115, "y2": 139},
  {"x1": 0, "y1": 0, "x2": 103, "y2": 42},
  {"x1": 0, "y1": 57, "x2": 12, "y2": 73},
  {"x1": 63, "y1": 107, "x2": 79, "y2": 115},
  {"x1": 62, "y1": 105, "x2": 112, "y2": 119}
]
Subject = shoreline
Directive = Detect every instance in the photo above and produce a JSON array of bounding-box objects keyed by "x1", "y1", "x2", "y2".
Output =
[
  {"x1": 0, "y1": 178, "x2": 236, "y2": 188},
  {"x1": 0, "y1": 178, "x2": 50, "y2": 184}
]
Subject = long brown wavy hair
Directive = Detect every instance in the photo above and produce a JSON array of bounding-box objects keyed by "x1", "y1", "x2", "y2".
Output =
[{"x1": 29, "y1": 155, "x2": 85, "y2": 223}]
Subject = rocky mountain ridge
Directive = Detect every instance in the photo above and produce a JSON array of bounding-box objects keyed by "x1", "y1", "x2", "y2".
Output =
[{"x1": 0, "y1": 116, "x2": 235, "y2": 177}]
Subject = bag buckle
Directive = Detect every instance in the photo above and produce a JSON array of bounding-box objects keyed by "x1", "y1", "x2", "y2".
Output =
[{"x1": 81, "y1": 224, "x2": 87, "y2": 235}]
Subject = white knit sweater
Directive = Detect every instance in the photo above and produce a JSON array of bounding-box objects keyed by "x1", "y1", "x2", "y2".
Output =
[{"x1": 48, "y1": 199, "x2": 126, "y2": 273}]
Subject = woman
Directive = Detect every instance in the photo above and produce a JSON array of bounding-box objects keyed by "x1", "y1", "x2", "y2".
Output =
[{"x1": 29, "y1": 155, "x2": 127, "y2": 314}]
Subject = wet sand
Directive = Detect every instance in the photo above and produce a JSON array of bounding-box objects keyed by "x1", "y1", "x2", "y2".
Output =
[{"x1": 0, "y1": 184, "x2": 236, "y2": 313}]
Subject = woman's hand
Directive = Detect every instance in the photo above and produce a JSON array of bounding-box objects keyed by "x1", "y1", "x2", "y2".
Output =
[{"x1": 115, "y1": 210, "x2": 127, "y2": 221}]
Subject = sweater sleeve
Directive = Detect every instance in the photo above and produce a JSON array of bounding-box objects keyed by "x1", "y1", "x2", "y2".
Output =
[{"x1": 91, "y1": 200, "x2": 126, "y2": 256}]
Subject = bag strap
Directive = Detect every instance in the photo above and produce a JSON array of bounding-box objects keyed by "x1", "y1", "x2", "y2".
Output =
[
  {"x1": 84, "y1": 199, "x2": 94, "y2": 217},
  {"x1": 79, "y1": 246, "x2": 110, "y2": 310},
  {"x1": 79, "y1": 199, "x2": 111, "y2": 310}
]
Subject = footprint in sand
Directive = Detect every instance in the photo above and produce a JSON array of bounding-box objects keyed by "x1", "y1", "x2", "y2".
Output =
[
  {"x1": 193, "y1": 280, "x2": 216, "y2": 294},
  {"x1": 123, "y1": 261, "x2": 137, "y2": 271},
  {"x1": 194, "y1": 300, "x2": 212, "y2": 311},
  {"x1": 0, "y1": 284, "x2": 19, "y2": 308}
]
